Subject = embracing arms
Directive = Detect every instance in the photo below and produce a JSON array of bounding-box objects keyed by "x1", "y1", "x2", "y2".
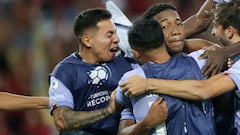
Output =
[
  {"x1": 120, "y1": 74, "x2": 237, "y2": 100},
  {"x1": 118, "y1": 97, "x2": 168, "y2": 135}
]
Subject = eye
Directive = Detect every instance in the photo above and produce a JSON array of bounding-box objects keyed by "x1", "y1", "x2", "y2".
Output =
[
  {"x1": 177, "y1": 22, "x2": 183, "y2": 26},
  {"x1": 107, "y1": 31, "x2": 114, "y2": 38},
  {"x1": 161, "y1": 25, "x2": 168, "y2": 29}
]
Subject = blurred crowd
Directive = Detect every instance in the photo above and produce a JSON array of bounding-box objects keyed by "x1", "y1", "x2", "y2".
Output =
[{"x1": 0, "y1": 0, "x2": 207, "y2": 134}]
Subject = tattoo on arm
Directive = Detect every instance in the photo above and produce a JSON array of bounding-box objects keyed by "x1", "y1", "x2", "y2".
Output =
[{"x1": 53, "y1": 106, "x2": 111, "y2": 131}]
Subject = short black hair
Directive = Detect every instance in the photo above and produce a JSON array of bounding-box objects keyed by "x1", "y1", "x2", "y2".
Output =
[
  {"x1": 73, "y1": 8, "x2": 112, "y2": 38},
  {"x1": 143, "y1": 3, "x2": 176, "y2": 19},
  {"x1": 128, "y1": 18, "x2": 165, "y2": 52}
]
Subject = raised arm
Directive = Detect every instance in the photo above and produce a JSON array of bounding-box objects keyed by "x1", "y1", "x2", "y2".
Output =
[
  {"x1": 0, "y1": 92, "x2": 49, "y2": 111},
  {"x1": 183, "y1": 0, "x2": 215, "y2": 38}
]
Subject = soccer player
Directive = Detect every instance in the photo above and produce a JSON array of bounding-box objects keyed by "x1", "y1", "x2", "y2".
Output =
[
  {"x1": 48, "y1": 8, "x2": 140, "y2": 135},
  {"x1": 116, "y1": 17, "x2": 215, "y2": 135},
  {"x1": 120, "y1": 1, "x2": 240, "y2": 134}
]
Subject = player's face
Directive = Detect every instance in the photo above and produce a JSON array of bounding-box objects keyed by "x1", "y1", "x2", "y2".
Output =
[
  {"x1": 153, "y1": 9, "x2": 185, "y2": 55},
  {"x1": 89, "y1": 19, "x2": 119, "y2": 63},
  {"x1": 211, "y1": 20, "x2": 231, "y2": 47}
]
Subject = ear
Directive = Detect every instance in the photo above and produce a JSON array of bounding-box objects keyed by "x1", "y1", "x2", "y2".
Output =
[
  {"x1": 132, "y1": 49, "x2": 140, "y2": 59},
  {"x1": 225, "y1": 26, "x2": 235, "y2": 39},
  {"x1": 81, "y1": 35, "x2": 92, "y2": 48}
]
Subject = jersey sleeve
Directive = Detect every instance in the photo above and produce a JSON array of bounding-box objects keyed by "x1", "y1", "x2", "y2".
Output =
[
  {"x1": 116, "y1": 67, "x2": 145, "y2": 105},
  {"x1": 120, "y1": 108, "x2": 135, "y2": 120},
  {"x1": 49, "y1": 76, "x2": 74, "y2": 114},
  {"x1": 188, "y1": 49, "x2": 207, "y2": 69},
  {"x1": 115, "y1": 74, "x2": 131, "y2": 107}
]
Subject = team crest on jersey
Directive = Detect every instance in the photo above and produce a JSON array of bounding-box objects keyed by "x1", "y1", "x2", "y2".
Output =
[
  {"x1": 88, "y1": 66, "x2": 109, "y2": 85},
  {"x1": 50, "y1": 78, "x2": 59, "y2": 91}
]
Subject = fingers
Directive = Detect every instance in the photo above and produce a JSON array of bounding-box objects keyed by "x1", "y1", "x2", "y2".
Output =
[
  {"x1": 227, "y1": 58, "x2": 234, "y2": 68},
  {"x1": 201, "y1": 60, "x2": 212, "y2": 76},
  {"x1": 124, "y1": 90, "x2": 132, "y2": 97},
  {"x1": 153, "y1": 97, "x2": 166, "y2": 104},
  {"x1": 198, "y1": 51, "x2": 208, "y2": 60},
  {"x1": 119, "y1": 81, "x2": 126, "y2": 88}
]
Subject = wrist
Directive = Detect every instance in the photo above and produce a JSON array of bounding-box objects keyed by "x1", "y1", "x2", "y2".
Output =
[
  {"x1": 145, "y1": 78, "x2": 149, "y2": 93},
  {"x1": 218, "y1": 47, "x2": 230, "y2": 59},
  {"x1": 106, "y1": 106, "x2": 113, "y2": 115},
  {"x1": 145, "y1": 78, "x2": 155, "y2": 93},
  {"x1": 139, "y1": 119, "x2": 153, "y2": 130}
]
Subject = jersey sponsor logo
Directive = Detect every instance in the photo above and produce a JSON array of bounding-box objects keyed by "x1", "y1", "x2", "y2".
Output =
[
  {"x1": 87, "y1": 91, "x2": 110, "y2": 107},
  {"x1": 88, "y1": 66, "x2": 109, "y2": 85}
]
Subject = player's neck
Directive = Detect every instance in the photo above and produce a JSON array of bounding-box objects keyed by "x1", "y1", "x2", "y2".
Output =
[
  {"x1": 78, "y1": 51, "x2": 100, "y2": 64},
  {"x1": 146, "y1": 50, "x2": 171, "y2": 64}
]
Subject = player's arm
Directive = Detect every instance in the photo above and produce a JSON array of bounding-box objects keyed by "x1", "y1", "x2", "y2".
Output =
[
  {"x1": 184, "y1": 38, "x2": 221, "y2": 53},
  {"x1": 120, "y1": 74, "x2": 236, "y2": 100},
  {"x1": 0, "y1": 92, "x2": 48, "y2": 111},
  {"x1": 118, "y1": 97, "x2": 168, "y2": 135},
  {"x1": 52, "y1": 90, "x2": 119, "y2": 132},
  {"x1": 53, "y1": 106, "x2": 112, "y2": 131},
  {"x1": 183, "y1": 0, "x2": 215, "y2": 38},
  {"x1": 147, "y1": 74, "x2": 236, "y2": 100}
]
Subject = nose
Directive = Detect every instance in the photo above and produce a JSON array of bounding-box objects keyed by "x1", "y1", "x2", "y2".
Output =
[
  {"x1": 113, "y1": 33, "x2": 120, "y2": 43},
  {"x1": 171, "y1": 25, "x2": 181, "y2": 35},
  {"x1": 211, "y1": 27, "x2": 216, "y2": 36}
]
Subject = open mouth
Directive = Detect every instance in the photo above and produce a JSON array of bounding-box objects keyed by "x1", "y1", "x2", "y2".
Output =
[{"x1": 109, "y1": 47, "x2": 119, "y2": 53}]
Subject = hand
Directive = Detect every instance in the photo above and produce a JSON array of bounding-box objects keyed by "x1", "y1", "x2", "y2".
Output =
[
  {"x1": 141, "y1": 97, "x2": 168, "y2": 128},
  {"x1": 198, "y1": 49, "x2": 227, "y2": 77},
  {"x1": 202, "y1": 45, "x2": 220, "y2": 51},
  {"x1": 107, "y1": 90, "x2": 123, "y2": 113},
  {"x1": 227, "y1": 58, "x2": 234, "y2": 68},
  {"x1": 120, "y1": 75, "x2": 147, "y2": 97}
]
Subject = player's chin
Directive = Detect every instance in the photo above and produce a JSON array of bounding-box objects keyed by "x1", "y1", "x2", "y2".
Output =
[
  {"x1": 104, "y1": 53, "x2": 117, "y2": 62},
  {"x1": 171, "y1": 46, "x2": 184, "y2": 54}
]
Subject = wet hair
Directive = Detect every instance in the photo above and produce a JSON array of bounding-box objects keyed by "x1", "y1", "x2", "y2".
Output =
[
  {"x1": 73, "y1": 8, "x2": 112, "y2": 38},
  {"x1": 214, "y1": 0, "x2": 240, "y2": 34},
  {"x1": 143, "y1": 3, "x2": 176, "y2": 19},
  {"x1": 128, "y1": 18, "x2": 165, "y2": 52}
]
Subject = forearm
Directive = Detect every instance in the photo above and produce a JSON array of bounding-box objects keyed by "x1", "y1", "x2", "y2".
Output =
[
  {"x1": 183, "y1": 0, "x2": 215, "y2": 38},
  {"x1": 118, "y1": 121, "x2": 152, "y2": 135},
  {"x1": 219, "y1": 42, "x2": 240, "y2": 58},
  {"x1": 147, "y1": 79, "x2": 206, "y2": 100},
  {"x1": 53, "y1": 106, "x2": 112, "y2": 132},
  {"x1": 147, "y1": 74, "x2": 236, "y2": 100},
  {"x1": 0, "y1": 92, "x2": 49, "y2": 111},
  {"x1": 184, "y1": 38, "x2": 220, "y2": 53}
]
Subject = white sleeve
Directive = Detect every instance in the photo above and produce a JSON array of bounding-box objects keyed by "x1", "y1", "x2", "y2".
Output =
[
  {"x1": 49, "y1": 76, "x2": 74, "y2": 113},
  {"x1": 188, "y1": 49, "x2": 207, "y2": 70}
]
